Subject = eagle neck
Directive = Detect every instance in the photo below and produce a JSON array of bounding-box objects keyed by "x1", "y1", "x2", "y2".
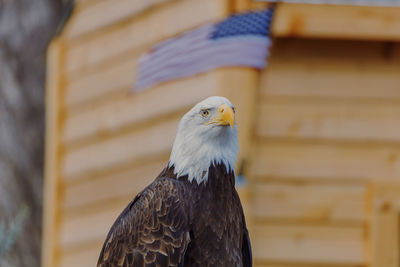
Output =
[{"x1": 162, "y1": 163, "x2": 235, "y2": 190}]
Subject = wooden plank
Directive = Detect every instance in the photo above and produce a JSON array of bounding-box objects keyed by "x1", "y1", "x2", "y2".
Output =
[
  {"x1": 42, "y1": 39, "x2": 63, "y2": 267},
  {"x1": 62, "y1": 114, "x2": 179, "y2": 181},
  {"x1": 59, "y1": 243, "x2": 102, "y2": 267},
  {"x1": 237, "y1": 184, "x2": 253, "y2": 231},
  {"x1": 267, "y1": 37, "x2": 384, "y2": 61},
  {"x1": 253, "y1": 183, "x2": 365, "y2": 224},
  {"x1": 370, "y1": 210, "x2": 399, "y2": 267},
  {"x1": 65, "y1": 55, "x2": 137, "y2": 108},
  {"x1": 63, "y1": 72, "x2": 219, "y2": 144},
  {"x1": 250, "y1": 141, "x2": 400, "y2": 181},
  {"x1": 65, "y1": 0, "x2": 229, "y2": 74},
  {"x1": 261, "y1": 39, "x2": 400, "y2": 100},
  {"x1": 371, "y1": 183, "x2": 400, "y2": 210},
  {"x1": 253, "y1": 224, "x2": 365, "y2": 265},
  {"x1": 261, "y1": 60, "x2": 400, "y2": 100},
  {"x1": 232, "y1": 0, "x2": 268, "y2": 12},
  {"x1": 257, "y1": 99, "x2": 400, "y2": 142},
  {"x1": 394, "y1": 43, "x2": 400, "y2": 61},
  {"x1": 63, "y1": 159, "x2": 166, "y2": 210},
  {"x1": 64, "y1": 0, "x2": 174, "y2": 39},
  {"x1": 273, "y1": 3, "x2": 400, "y2": 41},
  {"x1": 59, "y1": 203, "x2": 122, "y2": 248},
  {"x1": 254, "y1": 261, "x2": 361, "y2": 267},
  {"x1": 369, "y1": 183, "x2": 400, "y2": 267}
]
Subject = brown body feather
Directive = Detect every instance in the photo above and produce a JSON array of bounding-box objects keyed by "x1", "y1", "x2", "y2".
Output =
[{"x1": 97, "y1": 163, "x2": 252, "y2": 267}]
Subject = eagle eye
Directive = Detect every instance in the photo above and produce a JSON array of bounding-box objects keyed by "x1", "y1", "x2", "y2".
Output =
[{"x1": 200, "y1": 109, "x2": 210, "y2": 118}]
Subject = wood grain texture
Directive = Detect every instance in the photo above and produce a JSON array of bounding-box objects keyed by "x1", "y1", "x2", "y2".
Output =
[
  {"x1": 253, "y1": 182, "x2": 365, "y2": 224},
  {"x1": 65, "y1": 0, "x2": 229, "y2": 75},
  {"x1": 253, "y1": 224, "x2": 365, "y2": 265},
  {"x1": 273, "y1": 3, "x2": 400, "y2": 40},
  {"x1": 60, "y1": 203, "x2": 122, "y2": 248},
  {"x1": 232, "y1": 0, "x2": 268, "y2": 12},
  {"x1": 370, "y1": 211, "x2": 399, "y2": 267},
  {"x1": 62, "y1": 115, "x2": 179, "y2": 181},
  {"x1": 250, "y1": 141, "x2": 400, "y2": 182},
  {"x1": 62, "y1": 159, "x2": 166, "y2": 211},
  {"x1": 369, "y1": 183, "x2": 400, "y2": 267},
  {"x1": 257, "y1": 99, "x2": 400, "y2": 142},
  {"x1": 261, "y1": 39, "x2": 400, "y2": 99},
  {"x1": 65, "y1": 55, "x2": 138, "y2": 108},
  {"x1": 63, "y1": 72, "x2": 219, "y2": 145},
  {"x1": 60, "y1": 243, "x2": 102, "y2": 267},
  {"x1": 64, "y1": 0, "x2": 174, "y2": 39},
  {"x1": 254, "y1": 261, "x2": 362, "y2": 267}
]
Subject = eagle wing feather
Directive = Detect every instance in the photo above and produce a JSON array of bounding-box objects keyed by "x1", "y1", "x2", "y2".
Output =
[{"x1": 97, "y1": 177, "x2": 190, "y2": 267}]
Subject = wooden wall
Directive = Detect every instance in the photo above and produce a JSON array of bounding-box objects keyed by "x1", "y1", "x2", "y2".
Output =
[
  {"x1": 43, "y1": 1, "x2": 400, "y2": 267},
  {"x1": 250, "y1": 38, "x2": 400, "y2": 266}
]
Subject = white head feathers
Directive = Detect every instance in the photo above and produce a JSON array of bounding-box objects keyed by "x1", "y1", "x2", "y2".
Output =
[{"x1": 168, "y1": 96, "x2": 238, "y2": 184}]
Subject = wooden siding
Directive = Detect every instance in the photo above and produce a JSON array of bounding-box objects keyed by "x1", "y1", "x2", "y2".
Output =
[
  {"x1": 64, "y1": 0, "x2": 175, "y2": 39},
  {"x1": 273, "y1": 3, "x2": 400, "y2": 40},
  {"x1": 64, "y1": 0, "x2": 228, "y2": 75},
  {"x1": 43, "y1": 2, "x2": 400, "y2": 267},
  {"x1": 253, "y1": 224, "x2": 365, "y2": 265},
  {"x1": 252, "y1": 183, "x2": 366, "y2": 224},
  {"x1": 249, "y1": 37, "x2": 400, "y2": 266}
]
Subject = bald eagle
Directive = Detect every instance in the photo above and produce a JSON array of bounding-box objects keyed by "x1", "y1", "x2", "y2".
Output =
[{"x1": 97, "y1": 96, "x2": 252, "y2": 267}]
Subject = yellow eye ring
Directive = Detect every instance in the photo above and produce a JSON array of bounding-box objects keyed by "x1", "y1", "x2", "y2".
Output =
[{"x1": 200, "y1": 109, "x2": 209, "y2": 118}]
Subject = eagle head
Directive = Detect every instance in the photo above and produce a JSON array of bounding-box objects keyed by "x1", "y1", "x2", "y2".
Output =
[{"x1": 169, "y1": 96, "x2": 238, "y2": 184}]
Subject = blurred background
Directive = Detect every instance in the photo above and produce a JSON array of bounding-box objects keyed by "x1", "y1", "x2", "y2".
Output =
[
  {"x1": 2, "y1": 0, "x2": 400, "y2": 267},
  {"x1": 0, "y1": 0, "x2": 71, "y2": 266}
]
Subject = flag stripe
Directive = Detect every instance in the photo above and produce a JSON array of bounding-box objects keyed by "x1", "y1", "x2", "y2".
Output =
[
  {"x1": 134, "y1": 8, "x2": 274, "y2": 91},
  {"x1": 137, "y1": 38, "x2": 270, "y2": 90},
  {"x1": 139, "y1": 37, "x2": 270, "y2": 81},
  {"x1": 150, "y1": 24, "x2": 213, "y2": 56},
  {"x1": 139, "y1": 26, "x2": 214, "y2": 73}
]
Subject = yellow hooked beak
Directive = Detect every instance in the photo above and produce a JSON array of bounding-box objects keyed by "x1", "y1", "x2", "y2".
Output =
[{"x1": 207, "y1": 104, "x2": 235, "y2": 129}]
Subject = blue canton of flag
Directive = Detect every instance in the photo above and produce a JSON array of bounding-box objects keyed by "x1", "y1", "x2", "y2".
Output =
[{"x1": 134, "y1": 7, "x2": 275, "y2": 91}]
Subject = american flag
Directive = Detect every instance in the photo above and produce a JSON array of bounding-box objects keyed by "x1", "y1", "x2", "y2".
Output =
[{"x1": 134, "y1": 7, "x2": 275, "y2": 91}]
